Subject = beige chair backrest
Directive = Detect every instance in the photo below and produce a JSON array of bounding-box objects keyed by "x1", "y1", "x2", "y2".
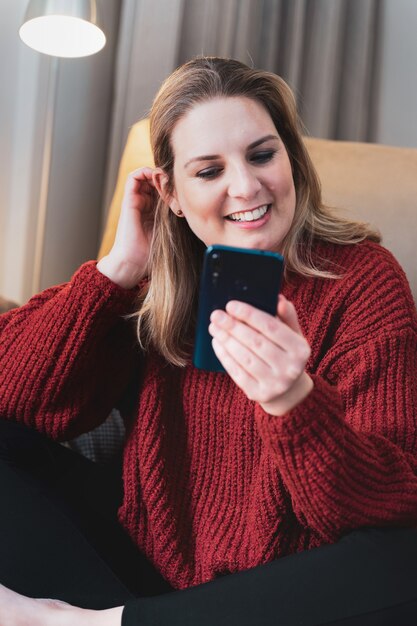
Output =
[
  {"x1": 304, "y1": 137, "x2": 417, "y2": 304},
  {"x1": 100, "y1": 119, "x2": 417, "y2": 304}
]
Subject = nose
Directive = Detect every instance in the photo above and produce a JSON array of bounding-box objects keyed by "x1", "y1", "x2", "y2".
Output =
[{"x1": 227, "y1": 163, "x2": 262, "y2": 200}]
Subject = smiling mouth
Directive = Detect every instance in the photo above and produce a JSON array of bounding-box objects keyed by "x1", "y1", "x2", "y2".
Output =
[{"x1": 225, "y1": 204, "x2": 270, "y2": 222}]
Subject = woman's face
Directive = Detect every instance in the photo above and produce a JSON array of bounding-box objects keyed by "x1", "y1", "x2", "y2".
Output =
[{"x1": 167, "y1": 96, "x2": 296, "y2": 252}]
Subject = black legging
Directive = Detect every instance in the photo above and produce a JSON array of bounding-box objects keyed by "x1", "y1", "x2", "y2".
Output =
[{"x1": 1, "y1": 419, "x2": 417, "y2": 626}]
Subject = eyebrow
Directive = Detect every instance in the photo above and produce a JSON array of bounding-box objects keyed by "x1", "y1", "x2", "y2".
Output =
[{"x1": 183, "y1": 134, "x2": 280, "y2": 169}]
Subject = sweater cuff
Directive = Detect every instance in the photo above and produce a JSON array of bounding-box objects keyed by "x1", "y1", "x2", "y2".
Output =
[
  {"x1": 254, "y1": 374, "x2": 345, "y2": 445},
  {"x1": 69, "y1": 261, "x2": 140, "y2": 314}
]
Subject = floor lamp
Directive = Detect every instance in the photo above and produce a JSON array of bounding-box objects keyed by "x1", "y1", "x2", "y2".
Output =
[{"x1": 19, "y1": 0, "x2": 106, "y2": 295}]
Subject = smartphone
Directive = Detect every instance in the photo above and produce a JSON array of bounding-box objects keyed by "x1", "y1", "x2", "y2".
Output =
[{"x1": 193, "y1": 245, "x2": 284, "y2": 372}]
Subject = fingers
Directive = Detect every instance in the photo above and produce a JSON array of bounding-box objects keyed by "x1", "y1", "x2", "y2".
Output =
[
  {"x1": 277, "y1": 294, "x2": 303, "y2": 335},
  {"x1": 223, "y1": 300, "x2": 308, "y2": 358},
  {"x1": 129, "y1": 166, "x2": 157, "y2": 181},
  {"x1": 209, "y1": 309, "x2": 285, "y2": 370},
  {"x1": 124, "y1": 167, "x2": 158, "y2": 198},
  {"x1": 211, "y1": 338, "x2": 260, "y2": 400},
  {"x1": 209, "y1": 298, "x2": 311, "y2": 407},
  {"x1": 211, "y1": 333, "x2": 296, "y2": 402},
  {"x1": 209, "y1": 313, "x2": 305, "y2": 393},
  {"x1": 120, "y1": 168, "x2": 160, "y2": 220}
]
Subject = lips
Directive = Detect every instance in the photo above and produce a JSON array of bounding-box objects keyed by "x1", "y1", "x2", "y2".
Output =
[{"x1": 225, "y1": 204, "x2": 270, "y2": 222}]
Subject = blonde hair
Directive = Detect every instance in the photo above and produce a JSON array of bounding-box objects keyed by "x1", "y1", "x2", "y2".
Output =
[{"x1": 136, "y1": 56, "x2": 380, "y2": 366}]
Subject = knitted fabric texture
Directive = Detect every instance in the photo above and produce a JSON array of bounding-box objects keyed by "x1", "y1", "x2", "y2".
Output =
[{"x1": 1, "y1": 240, "x2": 417, "y2": 590}]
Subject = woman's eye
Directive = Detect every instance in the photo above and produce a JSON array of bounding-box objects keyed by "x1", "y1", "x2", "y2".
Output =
[
  {"x1": 250, "y1": 150, "x2": 276, "y2": 164},
  {"x1": 196, "y1": 167, "x2": 222, "y2": 180}
]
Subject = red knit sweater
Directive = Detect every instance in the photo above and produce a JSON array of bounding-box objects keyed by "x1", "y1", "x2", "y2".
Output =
[{"x1": 1, "y1": 240, "x2": 417, "y2": 590}]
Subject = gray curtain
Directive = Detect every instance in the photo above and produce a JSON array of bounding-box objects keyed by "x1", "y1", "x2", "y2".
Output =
[
  {"x1": 177, "y1": 0, "x2": 381, "y2": 141},
  {"x1": 102, "y1": 0, "x2": 382, "y2": 224}
]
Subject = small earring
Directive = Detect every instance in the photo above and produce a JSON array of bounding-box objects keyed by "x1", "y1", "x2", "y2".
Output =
[{"x1": 176, "y1": 209, "x2": 183, "y2": 217}]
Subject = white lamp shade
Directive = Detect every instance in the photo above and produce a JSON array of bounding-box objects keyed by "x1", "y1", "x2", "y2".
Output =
[{"x1": 19, "y1": 0, "x2": 106, "y2": 58}]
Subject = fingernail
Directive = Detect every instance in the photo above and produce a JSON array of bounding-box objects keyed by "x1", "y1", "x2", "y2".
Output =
[
  {"x1": 210, "y1": 310, "x2": 227, "y2": 324},
  {"x1": 226, "y1": 301, "x2": 241, "y2": 315}
]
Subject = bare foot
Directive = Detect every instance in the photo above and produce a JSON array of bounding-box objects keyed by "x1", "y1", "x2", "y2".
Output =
[
  {"x1": 0, "y1": 583, "x2": 72, "y2": 626},
  {"x1": 0, "y1": 583, "x2": 123, "y2": 626}
]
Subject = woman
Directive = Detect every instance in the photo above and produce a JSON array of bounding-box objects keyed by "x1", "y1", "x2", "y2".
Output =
[{"x1": 1, "y1": 57, "x2": 417, "y2": 626}]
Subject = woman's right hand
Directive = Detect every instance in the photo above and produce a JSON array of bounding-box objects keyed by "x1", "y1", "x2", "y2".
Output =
[{"x1": 97, "y1": 167, "x2": 159, "y2": 289}]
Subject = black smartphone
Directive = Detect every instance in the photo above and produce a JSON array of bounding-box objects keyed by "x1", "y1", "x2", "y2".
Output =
[{"x1": 193, "y1": 244, "x2": 284, "y2": 372}]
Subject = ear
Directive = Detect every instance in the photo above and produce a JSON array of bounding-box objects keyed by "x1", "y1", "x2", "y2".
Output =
[{"x1": 152, "y1": 168, "x2": 181, "y2": 215}]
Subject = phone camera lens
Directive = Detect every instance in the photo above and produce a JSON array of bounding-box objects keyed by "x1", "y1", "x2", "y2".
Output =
[{"x1": 211, "y1": 252, "x2": 221, "y2": 272}]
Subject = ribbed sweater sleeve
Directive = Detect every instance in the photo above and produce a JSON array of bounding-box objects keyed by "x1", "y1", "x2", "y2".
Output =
[
  {"x1": 255, "y1": 244, "x2": 417, "y2": 541},
  {"x1": 0, "y1": 262, "x2": 140, "y2": 440}
]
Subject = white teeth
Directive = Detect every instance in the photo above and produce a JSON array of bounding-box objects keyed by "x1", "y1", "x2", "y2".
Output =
[{"x1": 228, "y1": 204, "x2": 269, "y2": 222}]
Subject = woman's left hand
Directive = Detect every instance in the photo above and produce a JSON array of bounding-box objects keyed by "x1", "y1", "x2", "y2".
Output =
[{"x1": 209, "y1": 294, "x2": 313, "y2": 416}]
